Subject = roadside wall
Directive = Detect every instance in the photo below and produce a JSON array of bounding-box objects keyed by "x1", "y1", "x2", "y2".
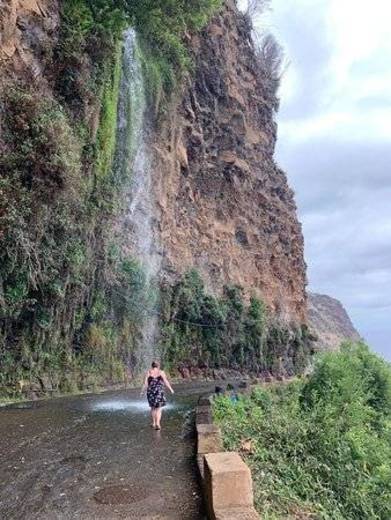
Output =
[{"x1": 195, "y1": 394, "x2": 260, "y2": 520}]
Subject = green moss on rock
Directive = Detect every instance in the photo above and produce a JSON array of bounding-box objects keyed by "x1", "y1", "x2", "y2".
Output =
[{"x1": 95, "y1": 42, "x2": 123, "y2": 179}]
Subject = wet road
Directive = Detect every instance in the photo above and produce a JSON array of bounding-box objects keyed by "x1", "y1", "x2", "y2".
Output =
[{"x1": 0, "y1": 383, "x2": 213, "y2": 519}]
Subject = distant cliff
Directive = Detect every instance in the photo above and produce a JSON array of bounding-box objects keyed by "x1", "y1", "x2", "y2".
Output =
[{"x1": 308, "y1": 293, "x2": 361, "y2": 351}]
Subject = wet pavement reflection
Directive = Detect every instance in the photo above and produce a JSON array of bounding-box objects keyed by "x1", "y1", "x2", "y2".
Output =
[{"x1": 0, "y1": 382, "x2": 214, "y2": 519}]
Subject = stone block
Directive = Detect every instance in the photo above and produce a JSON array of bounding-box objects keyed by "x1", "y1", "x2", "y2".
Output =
[
  {"x1": 214, "y1": 506, "x2": 260, "y2": 519},
  {"x1": 197, "y1": 454, "x2": 205, "y2": 480},
  {"x1": 198, "y1": 395, "x2": 213, "y2": 406},
  {"x1": 196, "y1": 404, "x2": 212, "y2": 425},
  {"x1": 204, "y1": 452, "x2": 253, "y2": 517},
  {"x1": 196, "y1": 404, "x2": 212, "y2": 414},
  {"x1": 197, "y1": 424, "x2": 222, "y2": 455}
]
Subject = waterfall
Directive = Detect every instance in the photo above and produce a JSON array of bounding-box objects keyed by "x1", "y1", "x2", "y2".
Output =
[{"x1": 114, "y1": 28, "x2": 161, "y2": 366}]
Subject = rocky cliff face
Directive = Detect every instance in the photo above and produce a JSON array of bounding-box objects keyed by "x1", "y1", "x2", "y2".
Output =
[
  {"x1": 151, "y1": 0, "x2": 307, "y2": 323},
  {"x1": 0, "y1": 0, "x2": 58, "y2": 81},
  {"x1": 0, "y1": 0, "x2": 310, "y2": 397},
  {"x1": 308, "y1": 293, "x2": 361, "y2": 351}
]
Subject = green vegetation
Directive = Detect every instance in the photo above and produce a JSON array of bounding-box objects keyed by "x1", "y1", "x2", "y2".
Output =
[
  {"x1": 214, "y1": 343, "x2": 391, "y2": 519},
  {"x1": 95, "y1": 44, "x2": 123, "y2": 179},
  {"x1": 159, "y1": 270, "x2": 312, "y2": 373},
  {"x1": 55, "y1": 1, "x2": 126, "y2": 120},
  {"x1": 0, "y1": 3, "x2": 124, "y2": 397},
  {"x1": 0, "y1": 219, "x2": 150, "y2": 397},
  {"x1": 0, "y1": 31, "x2": 126, "y2": 397},
  {"x1": 57, "y1": 0, "x2": 222, "y2": 109},
  {"x1": 128, "y1": 0, "x2": 222, "y2": 103}
]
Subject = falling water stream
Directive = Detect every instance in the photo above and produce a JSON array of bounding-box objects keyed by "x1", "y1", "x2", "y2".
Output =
[{"x1": 114, "y1": 29, "x2": 161, "y2": 366}]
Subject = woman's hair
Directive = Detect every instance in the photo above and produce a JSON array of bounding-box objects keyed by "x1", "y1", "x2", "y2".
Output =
[{"x1": 151, "y1": 361, "x2": 159, "y2": 368}]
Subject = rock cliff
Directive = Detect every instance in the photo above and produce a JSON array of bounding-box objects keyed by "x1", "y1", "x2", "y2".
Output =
[
  {"x1": 0, "y1": 0, "x2": 310, "y2": 396},
  {"x1": 308, "y1": 293, "x2": 361, "y2": 351},
  {"x1": 152, "y1": 0, "x2": 307, "y2": 323},
  {"x1": 0, "y1": 0, "x2": 58, "y2": 81}
]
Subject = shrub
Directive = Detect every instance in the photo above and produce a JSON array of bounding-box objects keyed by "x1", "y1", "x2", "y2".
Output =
[
  {"x1": 214, "y1": 343, "x2": 391, "y2": 519},
  {"x1": 301, "y1": 342, "x2": 391, "y2": 420},
  {"x1": 159, "y1": 269, "x2": 311, "y2": 373},
  {"x1": 0, "y1": 88, "x2": 84, "y2": 324},
  {"x1": 0, "y1": 87, "x2": 82, "y2": 197}
]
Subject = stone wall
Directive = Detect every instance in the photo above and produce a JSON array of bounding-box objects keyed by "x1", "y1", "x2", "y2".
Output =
[{"x1": 195, "y1": 394, "x2": 260, "y2": 519}]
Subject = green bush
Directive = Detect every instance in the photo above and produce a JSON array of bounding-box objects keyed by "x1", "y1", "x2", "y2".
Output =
[
  {"x1": 214, "y1": 343, "x2": 391, "y2": 519},
  {"x1": 0, "y1": 88, "x2": 84, "y2": 323},
  {"x1": 301, "y1": 341, "x2": 391, "y2": 420},
  {"x1": 159, "y1": 269, "x2": 311, "y2": 373},
  {"x1": 0, "y1": 87, "x2": 82, "y2": 196}
]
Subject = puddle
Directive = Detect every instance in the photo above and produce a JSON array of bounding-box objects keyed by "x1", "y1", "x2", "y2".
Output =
[
  {"x1": 91, "y1": 399, "x2": 177, "y2": 413},
  {"x1": 9, "y1": 403, "x2": 35, "y2": 410}
]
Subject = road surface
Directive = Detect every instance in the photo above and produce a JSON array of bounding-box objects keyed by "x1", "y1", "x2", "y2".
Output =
[{"x1": 0, "y1": 383, "x2": 213, "y2": 519}]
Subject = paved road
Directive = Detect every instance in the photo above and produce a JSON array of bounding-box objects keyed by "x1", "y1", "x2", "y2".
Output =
[{"x1": 0, "y1": 383, "x2": 212, "y2": 519}]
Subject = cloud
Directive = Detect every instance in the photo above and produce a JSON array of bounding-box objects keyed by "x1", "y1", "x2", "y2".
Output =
[
  {"x1": 262, "y1": 0, "x2": 391, "y2": 360},
  {"x1": 261, "y1": 0, "x2": 333, "y2": 119},
  {"x1": 278, "y1": 139, "x2": 391, "y2": 210}
]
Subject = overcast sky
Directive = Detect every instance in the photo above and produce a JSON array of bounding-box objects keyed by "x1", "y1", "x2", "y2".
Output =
[{"x1": 244, "y1": 0, "x2": 391, "y2": 360}]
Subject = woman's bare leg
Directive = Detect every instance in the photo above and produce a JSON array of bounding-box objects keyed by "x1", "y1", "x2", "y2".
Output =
[
  {"x1": 150, "y1": 407, "x2": 156, "y2": 427},
  {"x1": 156, "y1": 407, "x2": 162, "y2": 429}
]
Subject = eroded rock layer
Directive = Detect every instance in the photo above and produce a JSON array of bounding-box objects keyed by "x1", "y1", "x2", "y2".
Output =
[{"x1": 0, "y1": 0, "x2": 58, "y2": 80}]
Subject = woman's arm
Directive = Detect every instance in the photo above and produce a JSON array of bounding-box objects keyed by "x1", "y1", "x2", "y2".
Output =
[
  {"x1": 161, "y1": 371, "x2": 174, "y2": 394},
  {"x1": 140, "y1": 371, "x2": 149, "y2": 396}
]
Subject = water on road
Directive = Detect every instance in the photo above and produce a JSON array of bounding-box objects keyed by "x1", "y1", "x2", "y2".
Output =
[{"x1": 0, "y1": 383, "x2": 213, "y2": 519}]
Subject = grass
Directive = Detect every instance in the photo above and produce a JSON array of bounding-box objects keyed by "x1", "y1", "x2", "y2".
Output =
[{"x1": 213, "y1": 342, "x2": 391, "y2": 520}]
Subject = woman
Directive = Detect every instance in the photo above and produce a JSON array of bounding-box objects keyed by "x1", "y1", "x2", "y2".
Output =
[{"x1": 140, "y1": 361, "x2": 174, "y2": 430}]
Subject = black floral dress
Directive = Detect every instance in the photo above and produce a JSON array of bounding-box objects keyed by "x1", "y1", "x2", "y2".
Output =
[{"x1": 147, "y1": 375, "x2": 166, "y2": 408}]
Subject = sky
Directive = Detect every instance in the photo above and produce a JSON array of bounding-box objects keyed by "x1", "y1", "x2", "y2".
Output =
[{"x1": 241, "y1": 0, "x2": 391, "y2": 360}]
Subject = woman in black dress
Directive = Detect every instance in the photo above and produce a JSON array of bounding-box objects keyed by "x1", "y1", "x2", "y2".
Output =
[{"x1": 140, "y1": 361, "x2": 174, "y2": 430}]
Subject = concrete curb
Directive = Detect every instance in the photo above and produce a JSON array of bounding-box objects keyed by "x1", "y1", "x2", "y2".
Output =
[{"x1": 195, "y1": 394, "x2": 260, "y2": 520}]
